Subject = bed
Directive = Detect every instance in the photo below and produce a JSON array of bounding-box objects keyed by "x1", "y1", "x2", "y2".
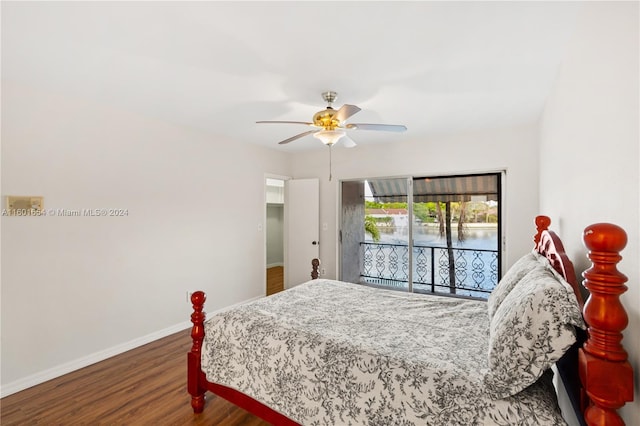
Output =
[{"x1": 187, "y1": 215, "x2": 633, "y2": 425}]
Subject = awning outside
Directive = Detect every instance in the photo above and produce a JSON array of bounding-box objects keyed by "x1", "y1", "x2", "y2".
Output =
[{"x1": 368, "y1": 174, "x2": 498, "y2": 203}]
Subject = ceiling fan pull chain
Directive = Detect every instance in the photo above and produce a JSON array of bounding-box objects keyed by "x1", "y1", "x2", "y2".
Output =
[{"x1": 328, "y1": 145, "x2": 333, "y2": 181}]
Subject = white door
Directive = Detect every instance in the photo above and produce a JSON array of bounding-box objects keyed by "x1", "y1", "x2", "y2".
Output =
[{"x1": 285, "y1": 178, "x2": 320, "y2": 288}]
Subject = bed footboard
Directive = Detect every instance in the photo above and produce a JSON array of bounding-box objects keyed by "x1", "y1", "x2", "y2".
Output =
[
  {"x1": 187, "y1": 259, "x2": 319, "y2": 417},
  {"x1": 311, "y1": 258, "x2": 320, "y2": 279},
  {"x1": 188, "y1": 291, "x2": 207, "y2": 413}
]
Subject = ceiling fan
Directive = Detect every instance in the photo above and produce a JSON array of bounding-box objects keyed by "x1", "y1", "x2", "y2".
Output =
[{"x1": 256, "y1": 91, "x2": 407, "y2": 147}]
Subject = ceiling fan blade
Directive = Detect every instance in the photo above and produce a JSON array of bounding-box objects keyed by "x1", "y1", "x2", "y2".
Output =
[
  {"x1": 334, "y1": 104, "x2": 361, "y2": 123},
  {"x1": 257, "y1": 120, "x2": 314, "y2": 126},
  {"x1": 341, "y1": 135, "x2": 357, "y2": 148},
  {"x1": 277, "y1": 130, "x2": 316, "y2": 145},
  {"x1": 346, "y1": 123, "x2": 407, "y2": 132}
]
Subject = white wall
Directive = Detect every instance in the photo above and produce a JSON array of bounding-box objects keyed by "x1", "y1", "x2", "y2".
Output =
[
  {"x1": 0, "y1": 82, "x2": 290, "y2": 393},
  {"x1": 539, "y1": 2, "x2": 639, "y2": 424},
  {"x1": 290, "y1": 124, "x2": 540, "y2": 281}
]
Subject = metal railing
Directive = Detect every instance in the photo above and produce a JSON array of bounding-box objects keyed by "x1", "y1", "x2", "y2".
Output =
[{"x1": 360, "y1": 242, "x2": 499, "y2": 298}]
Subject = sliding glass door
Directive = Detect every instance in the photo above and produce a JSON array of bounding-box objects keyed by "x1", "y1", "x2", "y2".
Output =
[{"x1": 340, "y1": 173, "x2": 501, "y2": 299}]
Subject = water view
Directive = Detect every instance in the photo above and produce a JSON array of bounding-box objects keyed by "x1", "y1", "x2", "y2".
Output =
[
  {"x1": 362, "y1": 223, "x2": 499, "y2": 299},
  {"x1": 376, "y1": 223, "x2": 498, "y2": 250}
]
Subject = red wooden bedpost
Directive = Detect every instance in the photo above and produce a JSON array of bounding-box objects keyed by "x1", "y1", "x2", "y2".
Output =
[
  {"x1": 188, "y1": 291, "x2": 207, "y2": 413},
  {"x1": 579, "y1": 223, "x2": 633, "y2": 425},
  {"x1": 534, "y1": 215, "x2": 551, "y2": 246},
  {"x1": 311, "y1": 258, "x2": 320, "y2": 280}
]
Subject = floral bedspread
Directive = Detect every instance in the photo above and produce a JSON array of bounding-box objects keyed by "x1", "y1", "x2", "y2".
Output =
[{"x1": 201, "y1": 279, "x2": 566, "y2": 425}]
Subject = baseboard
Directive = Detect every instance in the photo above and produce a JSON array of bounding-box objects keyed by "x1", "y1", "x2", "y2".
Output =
[
  {"x1": 0, "y1": 321, "x2": 190, "y2": 398},
  {"x1": 266, "y1": 262, "x2": 284, "y2": 268},
  {"x1": 0, "y1": 294, "x2": 264, "y2": 398}
]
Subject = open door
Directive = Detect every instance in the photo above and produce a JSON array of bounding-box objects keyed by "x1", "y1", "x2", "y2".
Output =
[{"x1": 285, "y1": 178, "x2": 320, "y2": 288}]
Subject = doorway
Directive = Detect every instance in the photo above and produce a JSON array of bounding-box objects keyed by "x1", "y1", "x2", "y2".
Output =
[{"x1": 266, "y1": 177, "x2": 286, "y2": 295}]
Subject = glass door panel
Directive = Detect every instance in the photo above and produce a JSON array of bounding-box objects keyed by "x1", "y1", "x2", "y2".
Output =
[
  {"x1": 411, "y1": 173, "x2": 501, "y2": 299},
  {"x1": 361, "y1": 178, "x2": 411, "y2": 291}
]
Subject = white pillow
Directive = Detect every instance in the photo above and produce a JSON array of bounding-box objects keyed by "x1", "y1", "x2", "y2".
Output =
[
  {"x1": 483, "y1": 266, "x2": 584, "y2": 399},
  {"x1": 486, "y1": 251, "x2": 543, "y2": 319}
]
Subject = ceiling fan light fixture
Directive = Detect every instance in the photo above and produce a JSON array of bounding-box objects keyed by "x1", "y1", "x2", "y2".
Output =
[
  {"x1": 257, "y1": 91, "x2": 406, "y2": 147},
  {"x1": 314, "y1": 129, "x2": 345, "y2": 146}
]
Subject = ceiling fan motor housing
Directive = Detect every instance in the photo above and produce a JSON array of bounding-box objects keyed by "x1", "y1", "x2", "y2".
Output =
[{"x1": 313, "y1": 108, "x2": 340, "y2": 130}]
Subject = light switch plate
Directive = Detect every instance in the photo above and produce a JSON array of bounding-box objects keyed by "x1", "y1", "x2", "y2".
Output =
[{"x1": 5, "y1": 196, "x2": 44, "y2": 215}]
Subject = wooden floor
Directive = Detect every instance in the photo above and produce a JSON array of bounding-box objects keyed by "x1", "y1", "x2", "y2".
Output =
[
  {"x1": 266, "y1": 266, "x2": 284, "y2": 296},
  {"x1": 2, "y1": 271, "x2": 285, "y2": 425},
  {"x1": 1, "y1": 330, "x2": 270, "y2": 426}
]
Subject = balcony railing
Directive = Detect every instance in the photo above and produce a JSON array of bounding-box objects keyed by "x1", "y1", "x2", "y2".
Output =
[{"x1": 360, "y1": 242, "x2": 499, "y2": 298}]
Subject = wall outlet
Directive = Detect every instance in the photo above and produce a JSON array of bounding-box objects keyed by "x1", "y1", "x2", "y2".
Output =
[
  {"x1": 186, "y1": 291, "x2": 192, "y2": 303},
  {"x1": 321, "y1": 268, "x2": 326, "y2": 276}
]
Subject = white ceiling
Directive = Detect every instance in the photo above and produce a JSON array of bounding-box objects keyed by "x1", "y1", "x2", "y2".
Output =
[{"x1": 2, "y1": 1, "x2": 582, "y2": 152}]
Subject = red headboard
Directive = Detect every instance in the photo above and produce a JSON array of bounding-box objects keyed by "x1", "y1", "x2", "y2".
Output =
[
  {"x1": 533, "y1": 215, "x2": 584, "y2": 307},
  {"x1": 532, "y1": 215, "x2": 587, "y2": 423}
]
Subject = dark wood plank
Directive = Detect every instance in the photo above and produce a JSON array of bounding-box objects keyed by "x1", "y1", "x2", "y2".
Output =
[{"x1": 0, "y1": 330, "x2": 270, "y2": 426}]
